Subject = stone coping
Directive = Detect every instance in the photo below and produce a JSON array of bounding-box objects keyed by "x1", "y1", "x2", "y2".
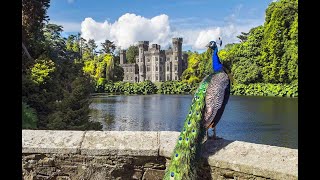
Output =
[{"x1": 22, "y1": 130, "x2": 298, "y2": 179}]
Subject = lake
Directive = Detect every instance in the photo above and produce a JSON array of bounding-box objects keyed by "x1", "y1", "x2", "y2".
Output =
[{"x1": 89, "y1": 94, "x2": 298, "y2": 149}]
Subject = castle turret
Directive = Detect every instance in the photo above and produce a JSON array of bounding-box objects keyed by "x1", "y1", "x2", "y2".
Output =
[
  {"x1": 120, "y1": 50, "x2": 126, "y2": 64},
  {"x1": 138, "y1": 41, "x2": 149, "y2": 82},
  {"x1": 172, "y1": 38, "x2": 183, "y2": 80},
  {"x1": 172, "y1": 38, "x2": 183, "y2": 54}
]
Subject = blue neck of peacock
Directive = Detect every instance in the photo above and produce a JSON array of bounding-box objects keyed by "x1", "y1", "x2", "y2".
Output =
[{"x1": 212, "y1": 47, "x2": 223, "y2": 72}]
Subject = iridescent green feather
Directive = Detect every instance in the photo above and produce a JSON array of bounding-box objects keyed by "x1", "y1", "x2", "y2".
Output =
[{"x1": 163, "y1": 74, "x2": 213, "y2": 180}]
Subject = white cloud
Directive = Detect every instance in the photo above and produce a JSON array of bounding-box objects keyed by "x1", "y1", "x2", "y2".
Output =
[
  {"x1": 193, "y1": 28, "x2": 221, "y2": 49},
  {"x1": 80, "y1": 18, "x2": 111, "y2": 45},
  {"x1": 110, "y1": 13, "x2": 171, "y2": 49},
  {"x1": 77, "y1": 12, "x2": 263, "y2": 51},
  {"x1": 80, "y1": 13, "x2": 171, "y2": 49}
]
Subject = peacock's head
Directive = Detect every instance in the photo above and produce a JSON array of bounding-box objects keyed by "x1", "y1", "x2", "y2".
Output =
[{"x1": 205, "y1": 41, "x2": 217, "y2": 50}]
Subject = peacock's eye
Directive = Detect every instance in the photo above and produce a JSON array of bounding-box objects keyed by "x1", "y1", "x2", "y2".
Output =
[{"x1": 171, "y1": 172, "x2": 174, "y2": 177}]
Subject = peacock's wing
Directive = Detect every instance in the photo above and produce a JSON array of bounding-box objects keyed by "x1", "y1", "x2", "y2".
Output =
[{"x1": 203, "y1": 72, "x2": 230, "y2": 128}]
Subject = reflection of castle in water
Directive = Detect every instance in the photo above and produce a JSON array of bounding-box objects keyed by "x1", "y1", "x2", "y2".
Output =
[{"x1": 119, "y1": 38, "x2": 188, "y2": 83}]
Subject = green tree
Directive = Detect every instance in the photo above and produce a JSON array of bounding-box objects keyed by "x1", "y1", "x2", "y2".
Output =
[
  {"x1": 30, "y1": 55, "x2": 56, "y2": 85},
  {"x1": 87, "y1": 39, "x2": 97, "y2": 57},
  {"x1": 22, "y1": 102, "x2": 38, "y2": 129},
  {"x1": 22, "y1": 0, "x2": 50, "y2": 71},
  {"x1": 126, "y1": 45, "x2": 139, "y2": 63},
  {"x1": 236, "y1": 32, "x2": 249, "y2": 42},
  {"x1": 100, "y1": 40, "x2": 116, "y2": 54},
  {"x1": 260, "y1": 0, "x2": 298, "y2": 83}
]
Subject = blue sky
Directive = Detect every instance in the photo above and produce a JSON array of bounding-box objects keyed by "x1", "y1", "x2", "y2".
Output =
[{"x1": 48, "y1": 0, "x2": 275, "y2": 51}]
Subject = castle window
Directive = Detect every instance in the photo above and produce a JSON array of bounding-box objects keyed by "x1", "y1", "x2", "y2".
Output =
[
  {"x1": 156, "y1": 66, "x2": 158, "y2": 71},
  {"x1": 156, "y1": 75, "x2": 158, "y2": 80},
  {"x1": 175, "y1": 56, "x2": 178, "y2": 60},
  {"x1": 174, "y1": 65, "x2": 178, "y2": 71},
  {"x1": 147, "y1": 65, "x2": 150, "y2": 72},
  {"x1": 167, "y1": 57, "x2": 170, "y2": 61},
  {"x1": 131, "y1": 77, "x2": 133, "y2": 80},
  {"x1": 147, "y1": 58, "x2": 150, "y2": 62},
  {"x1": 167, "y1": 75, "x2": 170, "y2": 81},
  {"x1": 160, "y1": 66, "x2": 162, "y2": 71},
  {"x1": 167, "y1": 65, "x2": 170, "y2": 71},
  {"x1": 175, "y1": 75, "x2": 178, "y2": 80},
  {"x1": 155, "y1": 57, "x2": 158, "y2": 61},
  {"x1": 130, "y1": 68, "x2": 132, "y2": 72}
]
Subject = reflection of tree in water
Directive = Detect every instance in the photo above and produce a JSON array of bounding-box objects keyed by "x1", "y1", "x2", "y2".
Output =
[
  {"x1": 104, "y1": 114, "x2": 115, "y2": 127},
  {"x1": 89, "y1": 109, "x2": 100, "y2": 120}
]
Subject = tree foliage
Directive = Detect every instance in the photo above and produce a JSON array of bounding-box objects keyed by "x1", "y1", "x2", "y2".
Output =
[
  {"x1": 22, "y1": 0, "x2": 102, "y2": 130},
  {"x1": 30, "y1": 55, "x2": 56, "y2": 85},
  {"x1": 104, "y1": 81, "x2": 158, "y2": 95},
  {"x1": 22, "y1": 102, "x2": 38, "y2": 129},
  {"x1": 181, "y1": 0, "x2": 298, "y2": 96},
  {"x1": 126, "y1": 45, "x2": 139, "y2": 64},
  {"x1": 100, "y1": 40, "x2": 116, "y2": 54}
]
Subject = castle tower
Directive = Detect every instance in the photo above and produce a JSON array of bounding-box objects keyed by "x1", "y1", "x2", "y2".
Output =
[
  {"x1": 120, "y1": 50, "x2": 126, "y2": 64},
  {"x1": 138, "y1": 41, "x2": 149, "y2": 82},
  {"x1": 172, "y1": 38, "x2": 183, "y2": 80}
]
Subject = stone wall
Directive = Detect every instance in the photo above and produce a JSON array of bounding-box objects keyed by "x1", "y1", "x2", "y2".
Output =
[{"x1": 22, "y1": 130, "x2": 298, "y2": 180}]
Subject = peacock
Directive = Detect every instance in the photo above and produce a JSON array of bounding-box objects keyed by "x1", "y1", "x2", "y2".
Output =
[{"x1": 163, "y1": 40, "x2": 230, "y2": 180}]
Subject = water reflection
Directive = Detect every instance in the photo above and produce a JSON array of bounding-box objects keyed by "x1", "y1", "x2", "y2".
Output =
[{"x1": 89, "y1": 95, "x2": 297, "y2": 149}]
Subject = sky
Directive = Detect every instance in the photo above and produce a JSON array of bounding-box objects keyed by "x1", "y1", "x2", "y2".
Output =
[{"x1": 48, "y1": 0, "x2": 276, "y2": 51}]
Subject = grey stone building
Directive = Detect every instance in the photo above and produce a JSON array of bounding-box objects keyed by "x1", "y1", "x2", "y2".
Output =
[{"x1": 120, "y1": 38, "x2": 188, "y2": 83}]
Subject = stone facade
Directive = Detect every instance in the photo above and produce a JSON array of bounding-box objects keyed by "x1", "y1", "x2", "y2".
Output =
[
  {"x1": 22, "y1": 154, "x2": 166, "y2": 180},
  {"x1": 120, "y1": 38, "x2": 188, "y2": 83},
  {"x1": 22, "y1": 130, "x2": 298, "y2": 180}
]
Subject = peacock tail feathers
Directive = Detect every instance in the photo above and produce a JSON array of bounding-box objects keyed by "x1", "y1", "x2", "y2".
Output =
[{"x1": 163, "y1": 74, "x2": 214, "y2": 180}]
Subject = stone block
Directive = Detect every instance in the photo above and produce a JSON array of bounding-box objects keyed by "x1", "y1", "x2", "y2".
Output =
[
  {"x1": 81, "y1": 131, "x2": 159, "y2": 156},
  {"x1": 22, "y1": 130, "x2": 84, "y2": 154}
]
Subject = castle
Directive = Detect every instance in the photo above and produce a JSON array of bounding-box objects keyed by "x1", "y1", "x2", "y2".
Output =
[{"x1": 119, "y1": 38, "x2": 188, "y2": 83}]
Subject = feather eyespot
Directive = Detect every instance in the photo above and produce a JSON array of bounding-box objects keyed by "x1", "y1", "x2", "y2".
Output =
[
  {"x1": 188, "y1": 121, "x2": 191, "y2": 125},
  {"x1": 171, "y1": 172, "x2": 174, "y2": 177},
  {"x1": 186, "y1": 138, "x2": 189, "y2": 141},
  {"x1": 179, "y1": 137, "x2": 182, "y2": 140},
  {"x1": 175, "y1": 153, "x2": 179, "y2": 157}
]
